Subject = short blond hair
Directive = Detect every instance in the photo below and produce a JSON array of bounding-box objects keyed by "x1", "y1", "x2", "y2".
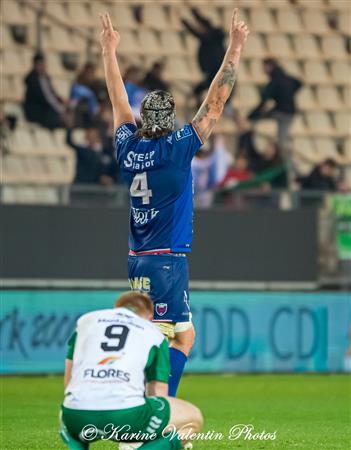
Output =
[{"x1": 115, "y1": 291, "x2": 153, "y2": 316}]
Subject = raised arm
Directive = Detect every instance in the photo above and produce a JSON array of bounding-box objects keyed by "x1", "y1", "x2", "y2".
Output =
[
  {"x1": 192, "y1": 9, "x2": 249, "y2": 143},
  {"x1": 99, "y1": 12, "x2": 135, "y2": 130}
]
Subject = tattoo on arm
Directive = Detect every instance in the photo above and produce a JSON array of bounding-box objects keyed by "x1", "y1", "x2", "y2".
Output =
[
  {"x1": 193, "y1": 62, "x2": 237, "y2": 141},
  {"x1": 218, "y1": 62, "x2": 237, "y2": 89}
]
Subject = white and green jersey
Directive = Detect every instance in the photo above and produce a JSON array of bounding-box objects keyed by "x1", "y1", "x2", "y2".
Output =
[{"x1": 63, "y1": 307, "x2": 169, "y2": 411}]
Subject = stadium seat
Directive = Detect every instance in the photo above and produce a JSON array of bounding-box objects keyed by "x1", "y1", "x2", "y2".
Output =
[
  {"x1": 343, "y1": 137, "x2": 351, "y2": 158},
  {"x1": 293, "y1": 35, "x2": 321, "y2": 59},
  {"x1": 184, "y1": 34, "x2": 199, "y2": 56},
  {"x1": 1, "y1": 49, "x2": 32, "y2": 75},
  {"x1": 248, "y1": 59, "x2": 269, "y2": 84},
  {"x1": 331, "y1": 0, "x2": 351, "y2": 10},
  {"x1": 236, "y1": 84, "x2": 260, "y2": 109},
  {"x1": 303, "y1": 61, "x2": 330, "y2": 84},
  {"x1": 342, "y1": 86, "x2": 351, "y2": 107},
  {"x1": 267, "y1": 34, "x2": 294, "y2": 58},
  {"x1": 316, "y1": 86, "x2": 344, "y2": 111},
  {"x1": 314, "y1": 137, "x2": 340, "y2": 160},
  {"x1": 264, "y1": 0, "x2": 291, "y2": 7},
  {"x1": 10, "y1": 128, "x2": 38, "y2": 155},
  {"x1": 277, "y1": 10, "x2": 304, "y2": 34},
  {"x1": 44, "y1": 2, "x2": 71, "y2": 26},
  {"x1": 160, "y1": 31, "x2": 186, "y2": 55},
  {"x1": 295, "y1": 0, "x2": 328, "y2": 7},
  {"x1": 42, "y1": 26, "x2": 83, "y2": 52},
  {"x1": 137, "y1": 30, "x2": 163, "y2": 55},
  {"x1": 337, "y1": 12, "x2": 351, "y2": 36},
  {"x1": 1, "y1": 0, "x2": 33, "y2": 25},
  {"x1": 290, "y1": 114, "x2": 309, "y2": 136},
  {"x1": 1, "y1": 76, "x2": 24, "y2": 102},
  {"x1": 0, "y1": 26, "x2": 17, "y2": 49},
  {"x1": 250, "y1": 9, "x2": 276, "y2": 33},
  {"x1": 255, "y1": 120, "x2": 278, "y2": 138},
  {"x1": 46, "y1": 53, "x2": 68, "y2": 78},
  {"x1": 302, "y1": 10, "x2": 330, "y2": 34},
  {"x1": 184, "y1": 5, "x2": 222, "y2": 28},
  {"x1": 296, "y1": 87, "x2": 318, "y2": 111},
  {"x1": 142, "y1": 4, "x2": 171, "y2": 30},
  {"x1": 306, "y1": 111, "x2": 335, "y2": 136},
  {"x1": 110, "y1": 4, "x2": 139, "y2": 29},
  {"x1": 321, "y1": 35, "x2": 348, "y2": 60},
  {"x1": 46, "y1": 156, "x2": 75, "y2": 184},
  {"x1": 164, "y1": 56, "x2": 192, "y2": 82},
  {"x1": 1, "y1": 154, "x2": 27, "y2": 183},
  {"x1": 237, "y1": 61, "x2": 252, "y2": 83},
  {"x1": 25, "y1": 156, "x2": 51, "y2": 184},
  {"x1": 293, "y1": 137, "x2": 316, "y2": 157},
  {"x1": 292, "y1": 137, "x2": 317, "y2": 175},
  {"x1": 52, "y1": 130, "x2": 76, "y2": 157},
  {"x1": 68, "y1": 2, "x2": 94, "y2": 28},
  {"x1": 334, "y1": 112, "x2": 351, "y2": 136},
  {"x1": 280, "y1": 60, "x2": 304, "y2": 80},
  {"x1": 32, "y1": 128, "x2": 57, "y2": 154},
  {"x1": 243, "y1": 34, "x2": 266, "y2": 58},
  {"x1": 330, "y1": 61, "x2": 351, "y2": 85},
  {"x1": 117, "y1": 30, "x2": 141, "y2": 55}
]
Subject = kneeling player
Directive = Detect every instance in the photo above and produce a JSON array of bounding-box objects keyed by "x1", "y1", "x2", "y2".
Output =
[{"x1": 60, "y1": 291, "x2": 203, "y2": 450}]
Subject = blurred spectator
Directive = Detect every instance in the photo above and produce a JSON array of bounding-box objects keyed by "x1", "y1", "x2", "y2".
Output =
[
  {"x1": 182, "y1": 9, "x2": 225, "y2": 104},
  {"x1": 192, "y1": 148, "x2": 216, "y2": 208},
  {"x1": 23, "y1": 53, "x2": 66, "y2": 129},
  {"x1": 219, "y1": 153, "x2": 253, "y2": 189},
  {"x1": 236, "y1": 116, "x2": 287, "y2": 189},
  {"x1": 144, "y1": 62, "x2": 169, "y2": 92},
  {"x1": 66, "y1": 128, "x2": 117, "y2": 185},
  {"x1": 124, "y1": 66, "x2": 147, "y2": 121},
  {"x1": 299, "y1": 159, "x2": 338, "y2": 191},
  {"x1": 192, "y1": 135, "x2": 232, "y2": 208},
  {"x1": 0, "y1": 110, "x2": 11, "y2": 155},
  {"x1": 70, "y1": 63, "x2": 100, "y2": 127},
  {"x1": 249, "y1": 58, "x2": 302, "y2": 147}
]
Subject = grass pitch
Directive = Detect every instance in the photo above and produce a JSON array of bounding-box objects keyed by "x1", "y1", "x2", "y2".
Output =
[{"x1": 1, "y1": 374, "x2": 350, "y2": 450}]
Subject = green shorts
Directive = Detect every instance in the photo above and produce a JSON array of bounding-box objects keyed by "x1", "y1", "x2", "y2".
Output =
[{"x1": 61, "y1": 397, "x2": 170, "y2": 444}]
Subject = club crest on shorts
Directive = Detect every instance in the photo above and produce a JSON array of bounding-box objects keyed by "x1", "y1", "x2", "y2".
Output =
[{"x1": 155, "y1": 303, "x2": 168, "y2": 316}]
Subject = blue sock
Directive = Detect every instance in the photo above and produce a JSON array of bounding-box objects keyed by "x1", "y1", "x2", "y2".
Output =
[{"x1": 168, "y1": 347, "x2": 187, "y2": 397}]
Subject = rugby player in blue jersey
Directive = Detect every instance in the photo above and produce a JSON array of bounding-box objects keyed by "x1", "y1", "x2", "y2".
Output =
[{"x1": 100, "y1": 10, "x2": 249, "y2": 397}]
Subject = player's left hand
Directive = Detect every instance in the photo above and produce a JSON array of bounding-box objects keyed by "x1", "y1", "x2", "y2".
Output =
[{"x1": 99, "y1": 12, "x2": 120, "y2": 53}]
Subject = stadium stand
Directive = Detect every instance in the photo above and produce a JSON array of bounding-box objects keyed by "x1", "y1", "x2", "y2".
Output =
[{"x1": 0, "y1": 0, "x2": 350, "y2": 204}]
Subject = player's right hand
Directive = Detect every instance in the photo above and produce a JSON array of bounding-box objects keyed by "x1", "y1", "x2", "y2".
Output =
[
  {"x1": 229, "y1": 8, "x2": 250, "y2": 50},
  {"x1": 99, "y1": 12, "x2": 120, "y2": 53}
]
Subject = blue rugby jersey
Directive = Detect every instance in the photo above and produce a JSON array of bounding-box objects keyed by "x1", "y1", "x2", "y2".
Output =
[{"x1": 115, "y1": 122, "x2": 203, "y2": 253}]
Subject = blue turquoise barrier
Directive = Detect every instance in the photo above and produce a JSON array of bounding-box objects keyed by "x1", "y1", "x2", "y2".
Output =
[{"x1": 1, "y1": 291, "x2": 350, "y2": 374}]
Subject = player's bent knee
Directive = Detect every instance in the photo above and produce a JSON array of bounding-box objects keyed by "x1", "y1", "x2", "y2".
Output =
[
  {"x1": 171, "y1": 325, "x2": 195, "y2": 355},
  {"x1": 192, "y1": 405, "x2": 204, "y2": 431},
  {"x1": 167, "y1": 397, "x2": 203, "y2": 432}
]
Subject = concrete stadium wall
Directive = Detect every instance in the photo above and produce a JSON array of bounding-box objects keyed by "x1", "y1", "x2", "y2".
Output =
[{"x1": 0, "y1": 205, "x2": 318, "y2": 283}]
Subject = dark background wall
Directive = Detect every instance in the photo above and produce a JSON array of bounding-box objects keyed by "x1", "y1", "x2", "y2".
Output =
[{"x1": 0, "y1": 206, "x2": 317, "y2": 282}]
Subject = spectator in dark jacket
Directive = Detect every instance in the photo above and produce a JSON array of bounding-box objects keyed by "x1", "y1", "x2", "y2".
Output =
[
  {"x1": 66, "y1": 128, "x2": 117, "y2": 185},
  {"x1": 299, "y1": 159, "x2": 338, "y2": 191},
  {"x1": 143, "y1": 62, "x2": 169, "y2": 92},
  {"x1": 23, "y1": 53, "x2": 66, "y2": 129},
  {"x1": 249, "y1": 58, "x2": 302, "y2": 147},
  {"x1": 70, "y1": 62, "x2": 100, "y2": 127},
  {"x1": 239, "y1": 131, "x2": 287, "y2": 189},
  {"x1": 182, "y1": 9, "x2": 225, "y2": 104}
]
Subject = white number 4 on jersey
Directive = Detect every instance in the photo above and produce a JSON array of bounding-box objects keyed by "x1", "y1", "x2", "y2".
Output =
[{"x1": 130, "y1": 172, "x2": 152, "y2": 205}]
